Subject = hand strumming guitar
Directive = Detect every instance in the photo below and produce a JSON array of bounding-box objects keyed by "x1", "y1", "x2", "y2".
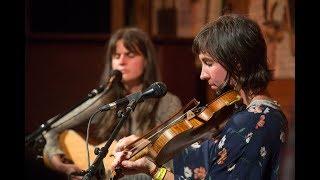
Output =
[{"x1": 50, "y1": 154, "x2": 83, "y2": 180}]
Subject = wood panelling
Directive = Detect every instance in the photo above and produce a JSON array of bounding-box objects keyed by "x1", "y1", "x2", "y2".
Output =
[
  {"x1": 133, "y1": 0, "x2": 152, "y2": 34},
  {"x1": 110, "y1": 0, "x2": 125, "y2": 33},
  {"x1": 223, "y1": 0, "x2": 250, "y2": 14},
  {"x1": 268, "y1": 78, "x2": 295, "y2": 126}
]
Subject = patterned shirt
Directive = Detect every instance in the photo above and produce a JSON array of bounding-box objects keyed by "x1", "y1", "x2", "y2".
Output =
[{"x1": 173, "y1": 99, "x2": 287, "y2": 180}]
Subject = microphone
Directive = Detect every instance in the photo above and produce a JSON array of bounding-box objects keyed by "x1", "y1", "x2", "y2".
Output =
[
  {"x1": 98, "y1": 82, "x2": 167, "y2": 111},
  {"x1": 88, "y1": 70, "x2": 122, "y2": 97}
]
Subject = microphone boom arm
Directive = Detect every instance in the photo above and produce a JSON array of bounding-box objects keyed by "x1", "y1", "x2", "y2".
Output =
[
  {"x1": 25, "y1": 70, "x2": 122, "y2": 150},
  {"x1": 25, "y1": 85, "x2": 106, "y2": 149}
]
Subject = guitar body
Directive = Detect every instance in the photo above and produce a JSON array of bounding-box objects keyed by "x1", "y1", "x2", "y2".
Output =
[{"x1": 44, "y1": 130, "x2": 116, "y2": 177}]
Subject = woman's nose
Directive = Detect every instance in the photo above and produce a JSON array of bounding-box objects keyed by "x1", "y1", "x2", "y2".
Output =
[
  {"x1": 118, "y1": 55, "x2": 126, "y2": 64},
  {"x1": 200, "y1": 68, "x2": 209, "y2": 80}
]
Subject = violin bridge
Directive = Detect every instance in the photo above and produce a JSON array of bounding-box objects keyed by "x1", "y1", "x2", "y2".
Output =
[{"x1": 186, "y1": 110, "x2": 196, "y2": 119}]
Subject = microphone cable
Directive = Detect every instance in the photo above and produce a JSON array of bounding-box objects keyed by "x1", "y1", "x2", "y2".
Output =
[
  {"x1": 85, "y1": 109, "x2": 104, "y2": 168},
  {"x1": 67, "y1": 108, "x2": 103, "y2": 180}
]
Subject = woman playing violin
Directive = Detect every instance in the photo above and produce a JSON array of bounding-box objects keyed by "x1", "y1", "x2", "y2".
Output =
[{"x1": 111, "y1": 14, "x2": 288, "y2": 180}]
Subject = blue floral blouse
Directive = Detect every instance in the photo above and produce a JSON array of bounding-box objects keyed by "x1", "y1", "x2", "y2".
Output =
[{"x1": 173, "y1": 99, "x2": 288, "y2": 179}]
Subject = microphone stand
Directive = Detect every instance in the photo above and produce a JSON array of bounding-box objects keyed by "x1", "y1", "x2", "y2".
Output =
[
  {"x1": 81, "y1": 98, "x2": 139, "y2": 180},
  {"x1": 25, "y1": 85, "x2": 106, "y2": 154}
]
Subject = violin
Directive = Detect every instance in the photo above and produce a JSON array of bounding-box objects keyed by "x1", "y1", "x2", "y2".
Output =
[{"x1": 112, "y1": 89, "x2": 242, "y2": 178}]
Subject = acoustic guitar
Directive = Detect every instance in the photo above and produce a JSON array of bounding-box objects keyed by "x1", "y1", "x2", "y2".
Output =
[{"x1": 43, "y1": 130, "x2": 116, "y2": 177}]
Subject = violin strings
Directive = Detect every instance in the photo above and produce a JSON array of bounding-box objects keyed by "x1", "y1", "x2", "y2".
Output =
[{"x1": 127, "y1": 101, "x2": 201, "y2": 156}]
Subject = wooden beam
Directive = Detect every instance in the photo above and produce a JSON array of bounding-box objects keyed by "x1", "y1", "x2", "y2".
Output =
[{"x1": 110, "y1": 0, "x2": 125, "y2": 33}]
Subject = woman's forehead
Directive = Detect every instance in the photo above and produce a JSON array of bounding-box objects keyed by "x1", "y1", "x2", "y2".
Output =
[{"x1": 199, "y1": 52, "x2": 212, "y2": 59}]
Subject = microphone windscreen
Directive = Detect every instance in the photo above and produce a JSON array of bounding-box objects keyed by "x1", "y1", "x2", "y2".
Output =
[
  {"x1": 110, "y1": 70, "x2": 122, "y2": 82},
  {"x1": 150, "y1": 82, "x2": 167, "y2": 98}
]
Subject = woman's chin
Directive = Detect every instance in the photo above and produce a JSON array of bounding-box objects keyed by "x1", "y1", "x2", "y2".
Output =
[{"x1": 210, "y1": 86, "x2": 218, "y2": 90}]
